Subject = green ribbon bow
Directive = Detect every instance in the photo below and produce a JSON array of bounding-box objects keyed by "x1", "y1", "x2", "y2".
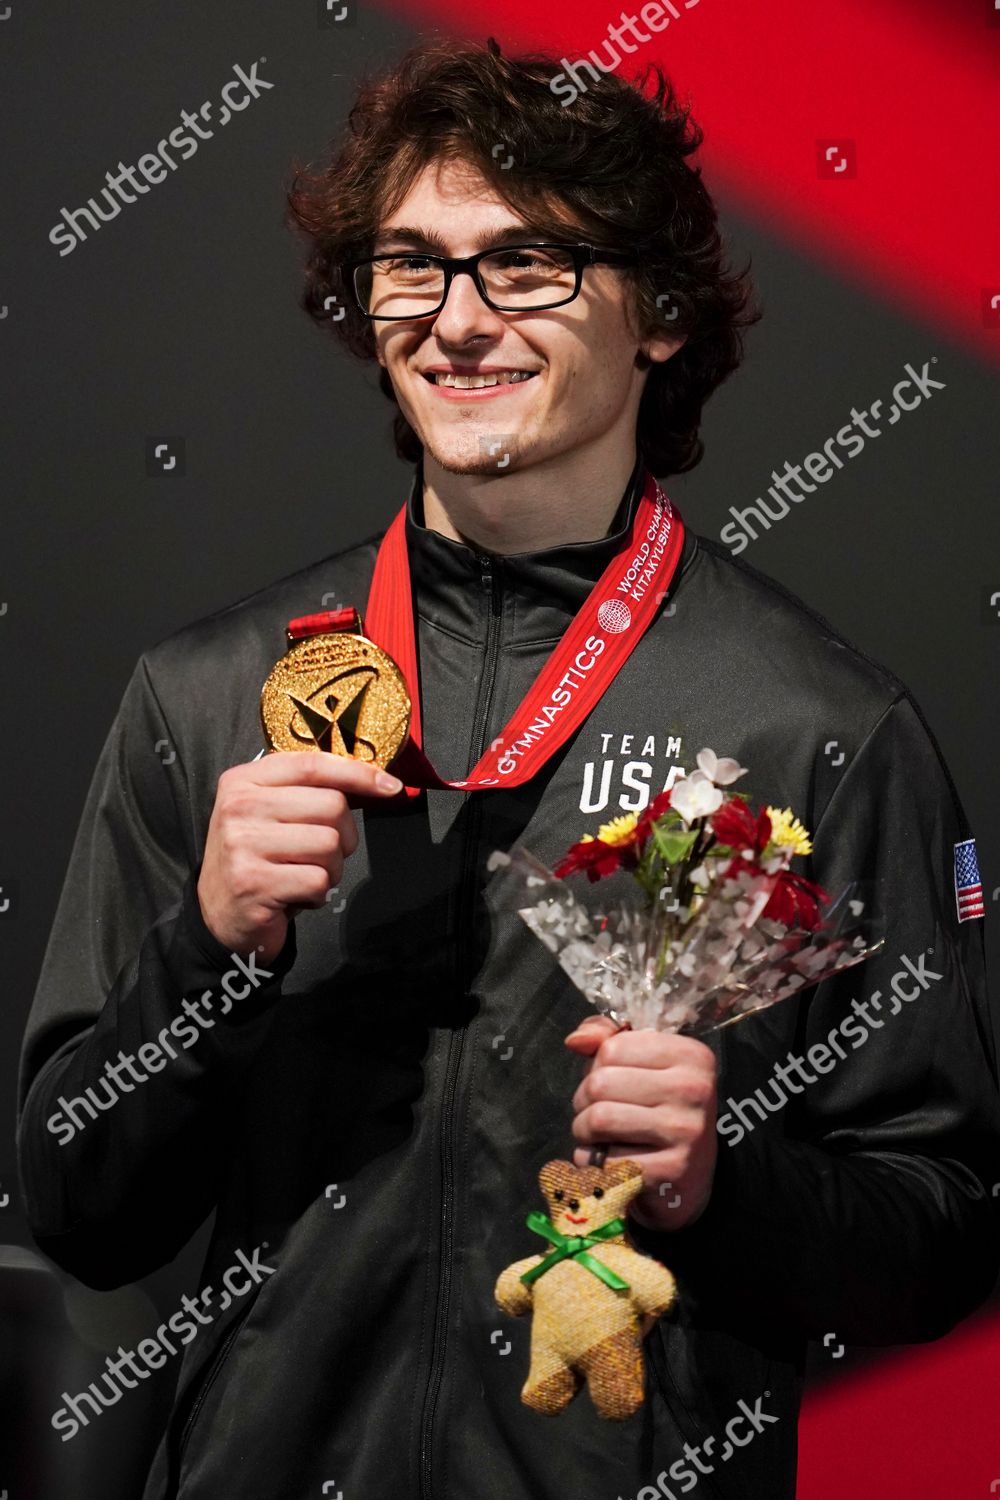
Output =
[{"x1": 519, "y1": 1212, "x2": 630, "y2": 1291}]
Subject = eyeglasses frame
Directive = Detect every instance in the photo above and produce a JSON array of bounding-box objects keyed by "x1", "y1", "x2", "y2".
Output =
[{"x1": 340, "y1": 240, "x2": 642, "y2": 321}]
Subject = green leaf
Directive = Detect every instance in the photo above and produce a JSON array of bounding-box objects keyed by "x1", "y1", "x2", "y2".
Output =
[
  {"x1": 652, "y1": 825, "x2": 698, "y2": 864},
  {"x1": 650, "y1": 811, "x2": 689, "y2": 843}
]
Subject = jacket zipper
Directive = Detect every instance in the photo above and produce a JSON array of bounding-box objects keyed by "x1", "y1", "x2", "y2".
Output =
[
  {"x1": 647, "y1": 1328, "x2": 743, "y2": 1500},
  {"x1": 418, "y1": 550, "x2": 503, "y2": 1500},
  {"x1": 170, "y1": 1292, "x2": 258, "y2": 1492}
]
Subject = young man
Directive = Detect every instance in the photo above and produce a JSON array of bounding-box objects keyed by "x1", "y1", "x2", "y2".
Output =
[{"x1": 17, "y1": 36, "x2": 1000, "y2": 1500}]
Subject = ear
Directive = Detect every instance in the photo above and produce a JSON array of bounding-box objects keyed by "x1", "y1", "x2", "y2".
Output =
[
  {"x1": 603, "y1": 1158, "x2": 645, "y2": 1192},
  {"x1": 640, "y1": 329, "x2": 686, "y2": 365},
  {"x1": 539, "y1": 1159, "x2": 578, "y2": 1200}
]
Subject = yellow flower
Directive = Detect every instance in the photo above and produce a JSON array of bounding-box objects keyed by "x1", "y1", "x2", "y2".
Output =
[
  {"x1": 594, "y1": 812, "x2": 639, "y2": 846},
  {"x1": 765, "y1": 806, "x2": 813, "y2": 856}
]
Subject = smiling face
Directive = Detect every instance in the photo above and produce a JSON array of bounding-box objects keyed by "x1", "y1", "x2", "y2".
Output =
[{"x1": 371, "y1": 156, "x2": 683, "y2": 478}]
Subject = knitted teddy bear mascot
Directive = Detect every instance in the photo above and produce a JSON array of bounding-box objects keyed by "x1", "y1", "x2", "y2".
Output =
[{"x1": 494, "y1": 1156, "x2": 677, "y2": 1419}]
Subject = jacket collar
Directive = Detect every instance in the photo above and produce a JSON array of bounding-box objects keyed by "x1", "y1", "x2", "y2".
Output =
[{"x1": 403, "y1": 455, "x2": 695, "y2": 646}]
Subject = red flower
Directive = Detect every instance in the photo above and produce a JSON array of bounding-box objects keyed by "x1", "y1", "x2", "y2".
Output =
[
  {"x1": 553, "y1": 837, "x2": 623, "y2": 882},
  {"x1": 634, "y1": 789, "x2": 674, "y2": 852},
  {"x1": 711, "y1": 797, "x2": 771, "y2": 854},
  {"x1": 554, "y1": 789, "x2": 675, "y2": 882},
  {"x1": 761, "y1": 869, "x2": 830, "y2": 931}
]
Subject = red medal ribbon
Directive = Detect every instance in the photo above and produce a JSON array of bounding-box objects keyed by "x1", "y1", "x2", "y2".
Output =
[
  {"x1": 286, "y1": 606, "x2": 360, "y2": 640},
  {"x1": 287, "y1": 471, "x2": 685, "y2": 798}
]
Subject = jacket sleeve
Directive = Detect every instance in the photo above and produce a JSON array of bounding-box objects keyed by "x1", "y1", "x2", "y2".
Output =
[
  {"x1": 16, "y1": 653, "x2": 297, "y2": 1290},
  {"x1": 628, "y1": 689, "x2": 1000, "y2": 1346}
]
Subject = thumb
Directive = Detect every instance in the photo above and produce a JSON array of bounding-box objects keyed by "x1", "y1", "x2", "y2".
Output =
[{"x1": 564, "y1": 1014, "x2": 620, "y2": 1055}]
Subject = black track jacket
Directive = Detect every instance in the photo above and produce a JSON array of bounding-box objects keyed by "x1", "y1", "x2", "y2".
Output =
[{"x1": 17, "y1": 456, "x2": 1000, "y2": 1500}]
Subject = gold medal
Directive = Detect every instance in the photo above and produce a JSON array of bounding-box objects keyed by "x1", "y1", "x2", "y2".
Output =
[{"x1": 260, "y1": 612, "x2": 411, "y2": 768}]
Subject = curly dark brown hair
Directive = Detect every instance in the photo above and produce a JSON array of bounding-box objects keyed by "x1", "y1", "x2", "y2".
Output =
[{"x1": 284, "y1": 35, "x2": 761, "y2": 478}]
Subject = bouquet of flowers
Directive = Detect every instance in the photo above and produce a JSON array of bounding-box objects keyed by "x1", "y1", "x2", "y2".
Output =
[
  {"x1": 486, "y1": 748, "x2": 883, "y2": 1038},
  {"x1": 488, "y1": 749, "x2": 884, "y2": 1423}
]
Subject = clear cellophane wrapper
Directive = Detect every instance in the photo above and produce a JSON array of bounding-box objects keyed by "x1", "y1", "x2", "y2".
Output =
[{"x1": 486, "y1": 845, "x2": 884, "y2": 1037}]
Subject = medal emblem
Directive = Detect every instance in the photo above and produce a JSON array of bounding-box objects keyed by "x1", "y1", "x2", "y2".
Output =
[
  {"x1": 260, "y1": 613, "x2": 411, "y2": 768},
  {"x1": 259, "y1": 471, "x2": 683, "y2": 796}
]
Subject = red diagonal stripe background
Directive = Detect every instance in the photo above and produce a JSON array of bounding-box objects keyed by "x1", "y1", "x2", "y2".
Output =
[{"x1": 383, "y1": 0, "x2": 1000, "y2": 362}]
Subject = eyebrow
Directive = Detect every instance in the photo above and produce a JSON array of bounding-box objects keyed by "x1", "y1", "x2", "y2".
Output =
[{"x1": 371, "y1": 223, "x2": 561, "y2": 254}]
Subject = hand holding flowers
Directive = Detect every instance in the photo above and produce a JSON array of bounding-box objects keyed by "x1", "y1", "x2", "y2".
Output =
[
  {"x1": 487, "y1": 747, "x2": 883, "y2": 1228},
  {"x1": 564, "y1": 1017, "x2": 719, "y2": 1231}
]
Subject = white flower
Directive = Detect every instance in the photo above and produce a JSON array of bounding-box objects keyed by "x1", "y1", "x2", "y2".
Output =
[
  {"x1": 670, "y1": 748, "x2": 749, "y2": 824},
  {"x1": 670, "y1": 770, "x2": 723, "y2": 822},
  {"x1": 695, "y1": 748, "x2": 749, "y2": 786}
]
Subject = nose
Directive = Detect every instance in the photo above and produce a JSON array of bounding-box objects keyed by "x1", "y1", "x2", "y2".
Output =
[{"x1": 431, "y1": 268, "x2": 505, "y2": 345}]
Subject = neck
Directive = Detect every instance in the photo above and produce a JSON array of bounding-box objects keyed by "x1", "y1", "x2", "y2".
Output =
[{"x1": 421, "y1": 443, "x2": 640, "y2": 555}]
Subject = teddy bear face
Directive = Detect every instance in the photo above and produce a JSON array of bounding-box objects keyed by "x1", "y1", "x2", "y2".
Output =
[{"x1": 537, "y1": 1158, "x2": 644, "y2": 1237}]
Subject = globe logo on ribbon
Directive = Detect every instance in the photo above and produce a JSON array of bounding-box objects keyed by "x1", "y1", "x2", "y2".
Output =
[{"x1": 597, "y1": 598, "x2": 632, "y2": 634}]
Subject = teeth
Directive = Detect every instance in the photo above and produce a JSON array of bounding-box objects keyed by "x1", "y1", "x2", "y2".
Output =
[{"x1": 433, "y1": 370, "x2": 535, "y2": 388}]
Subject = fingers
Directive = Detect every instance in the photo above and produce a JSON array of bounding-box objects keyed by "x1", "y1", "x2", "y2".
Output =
[
  {"x1": 247, "y1": 751, "x2": 400, "y2": 796},
  {"x1": 573, "y1": 1065, "x2": 679, "y2": 1111},
  {"x1": 572, "y1": 1100, "x2": 684, "y2": 1149},
  {"x1": 565, "y1": 1022, "x2": 718, "y2": 1171},
  {"x1": 250, "y1": 751, "x2": 404, "y2": 811},
  {"x1": 249, "y1": 822, "x2": 355, "y2": 874},
  {"x1": 563, "y1": 1016, "x2": 621, "y2": 1056},
  {"x1": 572, "y1": 1059, "x2": 717, "y2": 1117},
  {"x1": 254, "y1": 862, "x2": 339, "y2": 910},
  {"x1": 244, "y1": 785, "x2": 363, "y2": 829},
  {"x1": 227, "y1": 801, "x2": 360, "y2": 859},
  {"x1": 566, "y1": 1025, "x2": 716, "y2": 1072},
  {"x1": 198, "y1": 750, "x2": 399, "y2": 955}
]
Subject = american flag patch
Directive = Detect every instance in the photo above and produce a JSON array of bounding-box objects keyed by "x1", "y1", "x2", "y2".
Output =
[{"x1": 954, "y1": 838, "x2": 984, "y2": 922}]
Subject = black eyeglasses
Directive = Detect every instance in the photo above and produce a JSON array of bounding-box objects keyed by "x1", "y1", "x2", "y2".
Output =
[{"x1": 341, "y1": 241, "x2": 640, "y2": 321}]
